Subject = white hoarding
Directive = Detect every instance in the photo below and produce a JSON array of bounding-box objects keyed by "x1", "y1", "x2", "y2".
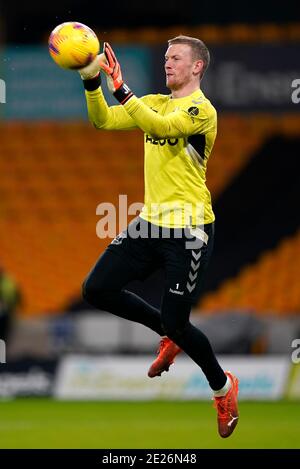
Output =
[{"x1": 54, "y1": 355, "x2": 290, "y2": 401}]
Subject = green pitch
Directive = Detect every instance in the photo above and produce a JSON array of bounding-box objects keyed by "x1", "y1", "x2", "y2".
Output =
[{"x1": 0, "y1": 399, "x2": 299, "y2": 449}]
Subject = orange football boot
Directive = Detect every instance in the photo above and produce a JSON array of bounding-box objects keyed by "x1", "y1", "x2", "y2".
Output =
[
  {"x1": 148, "y1": 337, "x2": 182, "y2": 378},
  {"x1": 213, "y1": 371, "x2": 239, "y2": 438}
]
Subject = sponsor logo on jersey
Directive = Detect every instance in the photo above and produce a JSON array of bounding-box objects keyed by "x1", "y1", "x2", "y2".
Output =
[{"x1": 145, "y1": 135, "x2": 178, "y2": 146}]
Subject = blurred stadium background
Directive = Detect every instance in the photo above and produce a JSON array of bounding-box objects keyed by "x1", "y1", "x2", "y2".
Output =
[{"x1": 0, "y1": 0, "x2": 300, "y2": 449}]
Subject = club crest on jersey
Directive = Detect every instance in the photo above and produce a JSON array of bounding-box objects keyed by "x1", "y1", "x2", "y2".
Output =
[{"x1": 188, "y1": 106, "x2": 199, "y2": 116}]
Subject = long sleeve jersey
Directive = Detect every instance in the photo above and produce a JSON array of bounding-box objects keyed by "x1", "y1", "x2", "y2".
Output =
[{"x1": 85, "y1": 87, "x2": 217, "y2": 228}]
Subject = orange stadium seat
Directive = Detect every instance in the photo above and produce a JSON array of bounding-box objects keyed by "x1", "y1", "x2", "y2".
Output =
[
  {"x1": 200, "y1": 230, "x2": 300, "y2": 316},
  {"x1": 99, "y1": 23, "x2": 300, "y2": 45}
]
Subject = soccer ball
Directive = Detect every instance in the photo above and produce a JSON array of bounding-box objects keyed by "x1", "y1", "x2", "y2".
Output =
[{"x1": 48, "y1": 22, "x2": 100, "y2": 70}]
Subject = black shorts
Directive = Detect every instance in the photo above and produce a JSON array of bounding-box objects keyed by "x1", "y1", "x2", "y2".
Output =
[{"x1": 107, "y1": 217, "x2": 214, "y2": 303}]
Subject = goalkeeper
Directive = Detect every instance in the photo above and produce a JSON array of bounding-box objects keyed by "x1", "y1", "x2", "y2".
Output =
[{"x1": 79, "y1": 36, "x2": 239, "y2": 438}]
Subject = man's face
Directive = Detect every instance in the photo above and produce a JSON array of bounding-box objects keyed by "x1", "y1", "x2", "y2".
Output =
[{"x1": 165, "y1": 43, "x2": 201, "y2": 90}]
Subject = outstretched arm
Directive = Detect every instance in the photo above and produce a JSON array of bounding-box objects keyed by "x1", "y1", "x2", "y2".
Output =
[
  {"x1": 100, "y1": 43, "x2": 215, "y2": 138},
  {"x1": 79, "y1": 55, "x2": 137, "y2": 130},
  {"x1": 85, "y1": 83, "x2": 137, "y2": 131}
]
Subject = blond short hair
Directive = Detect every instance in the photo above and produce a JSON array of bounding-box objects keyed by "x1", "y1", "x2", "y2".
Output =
[{"x1": 168, "y1": 35, "x2": 210, "y2": 79}]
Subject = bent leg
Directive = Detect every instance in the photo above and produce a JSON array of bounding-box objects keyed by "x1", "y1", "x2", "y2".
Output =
[{"x1": 82, "y1": 247, "x2": 164, "y2": 336}]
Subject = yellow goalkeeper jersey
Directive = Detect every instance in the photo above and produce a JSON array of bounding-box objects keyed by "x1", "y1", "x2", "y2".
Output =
[{"x1": 85, "y1": 87, "x2": 217, "y2": 228}]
